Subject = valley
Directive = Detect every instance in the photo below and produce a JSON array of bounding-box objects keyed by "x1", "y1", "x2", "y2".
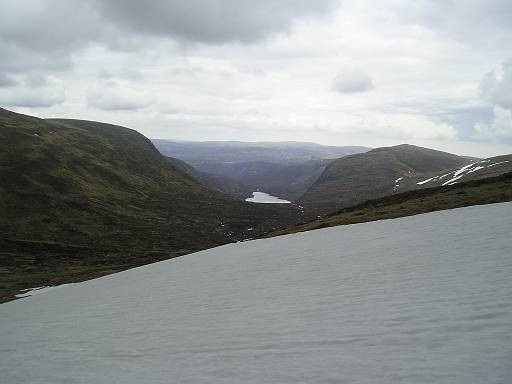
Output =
[
  {"x1": 0, "y1": 108, "x2": 305, "y2": 302},
  {"x1": 153, "y1": 139, "x2": 370, "y2": 201},
  {"x1": 2, "y1": 107, "x2": 512, "y2": 303}
]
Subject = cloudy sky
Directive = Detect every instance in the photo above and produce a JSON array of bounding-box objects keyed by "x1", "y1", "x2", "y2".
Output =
[{"x1": 1, "y1": 0, "x2": 512, "y2": 156}]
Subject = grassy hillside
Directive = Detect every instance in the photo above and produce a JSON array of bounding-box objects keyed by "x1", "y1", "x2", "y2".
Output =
[
  {"x1": 274, "y1": 172, "x2": 512, "y2": 236},
  {"x1": 0, "y1": 108, "x2": 304, "y2": 302},
  {"x1": 299, "y1": 144, "x2": 473, "y2": 214}
]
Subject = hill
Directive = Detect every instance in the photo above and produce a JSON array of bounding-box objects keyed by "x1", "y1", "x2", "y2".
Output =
[
  {"x1": 397, "y1": 154, "x2": 512, "y2": 189},
  {"x1": 153, "y1": 140, "x2": 370, "y2": 200},
  {"x1": 274, "y1": 171, "x2": 512, "y2": 235},
  {"x1": 2, "y1": 203, "x2": 511, "y2": 383},
  {"x1": 0, "y1": 108, "x2": 304, "y2": 302},
  {"x1": 299, "y1": 144, "x2": 475, "y2": 214}
]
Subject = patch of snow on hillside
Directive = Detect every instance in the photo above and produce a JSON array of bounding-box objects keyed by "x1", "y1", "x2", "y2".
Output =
[
  {"x1": 487, "y1": 160, "x2": 510, "y2": 168},
  {"x1": 457, "y1": 163, "x2": 475, "y2": 175},
  {"x1": 417, "y1": 176, "x2": 436, "y2": 185},
  {"x1": 466, "y1": 166, "x2": 485, "y2": 174},
  {"x1": 393, "y1": 177, "x2": 404, "y2": 190}
]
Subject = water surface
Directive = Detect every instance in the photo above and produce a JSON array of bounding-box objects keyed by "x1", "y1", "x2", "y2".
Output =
[{"x1": 245, "y1": 191, "x2": 291, "y2": 204}]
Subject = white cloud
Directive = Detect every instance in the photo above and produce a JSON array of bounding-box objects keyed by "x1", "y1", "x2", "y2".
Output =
[
  {"x1": 0, "y1": 73, "x2": 17, "y2": 87},
  {"x1": 355, "y1": 113, "x2": 458, "y2": 141},
  {"x1": 95, "y1": 0, "x2": 337, "y2": 44},
  {"x1": 473, "y1": 107, "x2": 512, "y2": 141},
  {"x1": 0, "y1": 87, "x2": 64, "y2": 108},
  {"x1": 479, "y1": 61, "x2": 512, "y2": 111}
]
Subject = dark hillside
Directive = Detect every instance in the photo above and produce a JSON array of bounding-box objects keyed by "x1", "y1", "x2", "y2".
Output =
[
  {"x1": 299, "y1": 144, "x2": 472, "y2": 214},
  {"x1": 0, "y1": 108, "x2": 303, "y2": 301}
]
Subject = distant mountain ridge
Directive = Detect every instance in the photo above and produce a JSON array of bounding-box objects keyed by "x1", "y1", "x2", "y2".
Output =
[{"x1": 152, "y1": 139, "x2": 369, "y2": 163}]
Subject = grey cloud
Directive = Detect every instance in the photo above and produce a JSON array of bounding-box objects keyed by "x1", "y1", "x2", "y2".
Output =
[
  {"x1": 0, "y1": 0, "x2": 336, "y2": 56},
  {"x1": 0, "y1": 0, "x2": 337, "y2": 79},
  {"x1": 87, "y1": 85, "x2": 150, "y2": 111},
  {"x1": 97, "y1": 69, "x2": 143, "y2": 81},
  {"x1": 480, "y1": 61, "x2": 512, "y2": 111},
  {"x1": 25, "y1": 74, "x2": 49, "y2": 88},
  {"x1": 332, "y1": 71, "x2": 374, "y2": 93},
  {"x1": 0, "y1": 41, "x2": 72, "y2": 74},
  {"x1": 0, "y1": 1, "x2": 100, "y2": 53},
  {"x1": 0, "y1": 88, "x2": 64, "y2": 108},
  {"x1": 0, "y1": 73, "x2": 17, "y2": 87},
  {"x1": 93, "y1": 0, "x2": 337, "y2": 44}
]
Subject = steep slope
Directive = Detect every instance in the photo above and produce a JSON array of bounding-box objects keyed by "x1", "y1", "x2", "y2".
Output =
[
  {"x1": 0, "y1": 108, "x2": 303, "y2": 301},
  {"x1": 2, "y1": 203, "x2": 511, "y2": 383},
  {"x1": 153, "y1": 140, "x2": 369, "y2": 200},
  {"x1": 166, "y1": 157, "x2": 252, "y2": 199},
  {"x1": 299, "y1": 144, "x2": 473, "y2": 214}
]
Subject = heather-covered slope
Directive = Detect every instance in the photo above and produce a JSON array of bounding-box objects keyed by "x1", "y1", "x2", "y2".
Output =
[{"x1": 0, "y1": 108, "x2": 303, "y2": 301}]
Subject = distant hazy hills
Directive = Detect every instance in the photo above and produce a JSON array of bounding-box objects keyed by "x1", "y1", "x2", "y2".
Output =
[
  {"x1": 153, "y1": 140, "x2": 370, "y2": 200},
  {"x1": 152, "y1": 140, "x2": 369, "y2": 163}
]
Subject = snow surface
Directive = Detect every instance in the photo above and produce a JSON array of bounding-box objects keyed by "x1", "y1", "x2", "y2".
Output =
[
  {"x1": 393, "y1": 177, "x2": 404, "y2": 190},
  {"x1": 245, "y1": 191, "x2": 291, "y2": 204},
  {"x1": 416, "y1": 176, "x2": 436, "y2": 185},
  {"x1": 1, "y1": 203, "x2": 512, "y2": 383}
]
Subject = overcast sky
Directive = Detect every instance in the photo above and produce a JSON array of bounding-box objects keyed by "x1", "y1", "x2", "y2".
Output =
[{"x1": 1, "y1": 0, "x2": 512, "y2": 156}]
